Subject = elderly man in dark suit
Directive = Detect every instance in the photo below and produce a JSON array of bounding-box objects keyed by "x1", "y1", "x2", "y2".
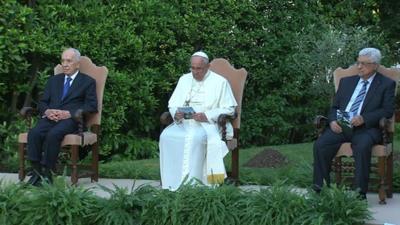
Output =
[
  {"x1": 313, "y1": 47, "x2": 396, "y2": 199},
  {"x1": 27, "y1": 48, "x2": 98, "y2": 185}
]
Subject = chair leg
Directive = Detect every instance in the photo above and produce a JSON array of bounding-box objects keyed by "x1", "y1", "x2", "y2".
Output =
[
  {"x1": 18, "y1": 143, "x2": 26, "y2": 181},
  {"x1": 71, "y1": 145, "x2": 79, "y2": 185},
  {"x1": 231, "y1": 147, "x2": 239, "y2": 185},
  {"x1": 334, "y1": 157, "x2": 342, "y2": 185},
  {"x1": 91, "y1": 143, "x2": 99, "y2": 182},
  {"x1": 377, "y1": 156, "x2": 386, "y2": 205},
  {"x1": 386, "y1": 153, "x2": 393, "y2": 198}
]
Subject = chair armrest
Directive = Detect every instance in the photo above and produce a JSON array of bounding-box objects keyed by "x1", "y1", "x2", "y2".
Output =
[
  {"x1": 20, "y1": 106, "x2": 35, "y2": 118},
  {"x1": 217, "y1": 113, "x2": 237, "y2": 126},
  {"x1": 73, "y1": 109, "x2": 95, "y2": 128},
  {"x1": 20, "y1": 106, "x2": 37, "y2": 129},
  {"x1": 160, "y1": 111, "x2": 173, "y2": 126},
  {"x1": 73, "y1": 109, "x2": 85, "y2": 123},
  {"x1": 379, "y1": 117, "x2": 393, "y2": 144},
  {"x1": 73, "y1": 109, "x2": 92, "y2": 145},
  {"x1": 314, "y1": 115, "x2": 328, "y2": 129},
  {"x1": 218, "y1": 113, "x2": 237, "y2": 142},
  {"x1": 314, "y1": 115, "x2": 328, "y2": 136},
  {"x1": 379, "y1": 117, "x2": 392, "y2": 130}
]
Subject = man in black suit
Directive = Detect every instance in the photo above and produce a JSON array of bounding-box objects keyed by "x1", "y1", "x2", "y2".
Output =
[
  {"x1": 313, "y1": 47, "x2": 396, "y2": 199},
  {"x1": 27, "y1": 48, "x2": 98, "y2": 185}
]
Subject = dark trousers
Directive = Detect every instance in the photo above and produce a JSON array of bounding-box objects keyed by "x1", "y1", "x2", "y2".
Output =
[
  {"x1": 313, "y1": 127, "x2": 379, "y2": 193},
  {"x1": 27, "y1": 118, "x2": 78, "y2": 169}
]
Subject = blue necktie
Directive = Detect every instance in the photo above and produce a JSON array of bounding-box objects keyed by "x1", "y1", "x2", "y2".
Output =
[
  {"x1": 62, "y1": 77, "x2": 72, "y2": 100},
  {"x1": 349, "y1": 80, "x2": 369, "y2": 114}
]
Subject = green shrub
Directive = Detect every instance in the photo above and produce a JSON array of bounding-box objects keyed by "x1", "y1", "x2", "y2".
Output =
[
  {"x1": 140, "y1": 184, "x2": 243, "y2": 225},
  {"x1": 301, "y1": 185, "x2": 371, "y2": 225},
  {"x1": 238, "y1": 184, "x2": 307, "y2": 225},
  {"x1": 91, "y1": 185, "x2": 143, "y2": 225},
  {"x1": 0, "y1": 0, "x2": 396, "y2": 162},
  {"x1": 0, "y1": 181, "x2": 25, "y2": 225},
  {"x1": 0, "y1": 0, "x2": 32, "y2": 118},
  {"x1": 17, "y1": 179, "x2": 98, "y2": 225},
  {"x1": 0, "y1": 119, "x2": 27, "y2": 171},
  {"x1": 0, "y1": 181, "x2": 372, "y2": 225}
]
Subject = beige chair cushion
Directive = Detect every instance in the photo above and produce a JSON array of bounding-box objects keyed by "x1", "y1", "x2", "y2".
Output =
[
  {"x1": 18, "y1": 132, "x2": 97, "y2": 146},
  {"x1": 61, "y1": 132, "x2": 97, "y2": 146},
  {"x1": 336, "y1": 142, "x2": 392, "y2": 158}
]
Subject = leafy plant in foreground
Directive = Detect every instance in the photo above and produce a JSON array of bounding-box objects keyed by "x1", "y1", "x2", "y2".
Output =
[
  {"x1": 238, "y1": 183, "x2": 307, "y2": 225},
  {"x1": 91, "y1": 183, "x2": 145, "y2": 225},
  {"x1": 140, "y1": 184, "x2": 242, "y2": 225},
  {"x1": 0, "y1": 181, "x2": 25, "y2": 225},
  {"x1": 301, "y1": 185, "x2": 371, "y2": 225},
  {"x1": 17, "y1": 178, "x2": 98, "y2": 225}
]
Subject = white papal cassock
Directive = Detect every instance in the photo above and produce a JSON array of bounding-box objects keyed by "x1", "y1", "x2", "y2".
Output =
[{"x1": 160, "y1": 70, "x2": 237, "y2": 191}]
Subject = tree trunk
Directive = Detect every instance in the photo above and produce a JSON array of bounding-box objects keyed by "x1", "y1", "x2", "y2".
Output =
[{"x1": 23, "y1": 53, "x2": 40, "y2": 107}]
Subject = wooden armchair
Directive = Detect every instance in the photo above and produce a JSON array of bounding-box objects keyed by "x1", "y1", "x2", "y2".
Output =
[
  {"x1": 314, "y1": 65, "x2": 399, "y2": 204},
  {"x1": 18, "y1": 56, "x2": 108, "y2": 184},
  {"x1": 160, "y1": 58, "x2": 247, "y2": 183}
]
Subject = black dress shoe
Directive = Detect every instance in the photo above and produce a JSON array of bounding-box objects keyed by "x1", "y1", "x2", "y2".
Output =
[
  {"x1": 358, "y1": 192, "x2": 367, "y2": 200},
  {"x1": 42, "y1": 168, "x2": 53, "y2": 184},
  {"x1": 26, "y1": 161, "x2": 43, "y2": 186},
  {"x1": 27, "y1": 173, "x2": 42, "y2": 186},
  {"x1": 312, "y1": 184, "x2": 321, "y2": 194}
]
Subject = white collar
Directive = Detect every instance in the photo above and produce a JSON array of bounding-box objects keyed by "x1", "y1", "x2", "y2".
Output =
[
  {"x1": 193, "y1": 70, "x2": 210, "y2": 83},
  {"x1": 367, "y1": 73, "x2": 376, "y2": 83},
  {"x1": 65, "y1": 70, "x2": 79, "y2": 81}
]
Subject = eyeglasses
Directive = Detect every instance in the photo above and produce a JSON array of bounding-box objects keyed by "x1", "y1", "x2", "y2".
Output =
[{"x1": 356, "y1": 61, "x2": 376, "y2": 66}]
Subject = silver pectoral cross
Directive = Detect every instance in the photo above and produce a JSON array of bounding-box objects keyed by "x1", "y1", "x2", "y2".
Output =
[{"x1": 184, "y1": 100, "x2": 190, "y2": 106}]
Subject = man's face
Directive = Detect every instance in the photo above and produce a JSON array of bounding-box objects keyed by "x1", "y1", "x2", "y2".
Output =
[
  {"x1": 61, "y1": 50, "x2": 79, "y2": 75},
  {"x1": 191, "y1": 56, "x2": 209, "y2": 81},
  {"x1": 357, "y1": 55, "x2": 378, "y2": 79}
]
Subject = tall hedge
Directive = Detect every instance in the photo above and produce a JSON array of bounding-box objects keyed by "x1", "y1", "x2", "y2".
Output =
[{"x1": 0, "y1": 0, "x2": 395, "y2": 161}]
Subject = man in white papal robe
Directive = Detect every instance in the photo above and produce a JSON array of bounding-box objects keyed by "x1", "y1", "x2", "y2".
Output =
[{"x1": 159, "y1": 51, "x2": 237, "y2": 191}]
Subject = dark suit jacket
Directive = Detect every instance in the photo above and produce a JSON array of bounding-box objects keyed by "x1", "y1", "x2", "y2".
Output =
[
  {"x1": 328, "y1": 72, "x2": 396, "y2": 141},
  {"x1": 39, "y1": 72, "x2": 98, "y2": 117}
]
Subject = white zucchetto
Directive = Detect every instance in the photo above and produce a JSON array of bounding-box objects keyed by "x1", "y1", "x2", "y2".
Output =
[{"x1": 192, "y1": 51, "x2": 208, "y2": 59}]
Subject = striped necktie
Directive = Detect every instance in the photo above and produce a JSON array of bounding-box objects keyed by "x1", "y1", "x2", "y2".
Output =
[
  {"x1": 62, "y1": 77, "x2": 72, "y2": 100},
  {"x1": 349, "y1": 80, "x2": 369, "y2": 114}
]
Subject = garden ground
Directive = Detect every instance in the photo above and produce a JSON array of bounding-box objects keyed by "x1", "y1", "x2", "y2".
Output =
[{"x1": 0, "y1": 172, "x2": 398, "y2": 225}]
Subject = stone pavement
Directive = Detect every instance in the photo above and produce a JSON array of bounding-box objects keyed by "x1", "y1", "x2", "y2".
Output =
[
  {"x1": 0, "y1": 173, "x2": 399, "y2": 225},
  {"x1": 367, "y1": 193, "x2": 400, "y2": 225}
]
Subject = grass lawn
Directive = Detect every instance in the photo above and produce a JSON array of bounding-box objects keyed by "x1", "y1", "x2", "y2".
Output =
[
  {"x1": 100, "y1": 140, "x2": 400, "y2": 191},
  {"x1": 100, "y1": 142, "x2": 314, "y2": 187},
  {"x1": 225, "y1": 143, "x2": 314, "y2": 187}
]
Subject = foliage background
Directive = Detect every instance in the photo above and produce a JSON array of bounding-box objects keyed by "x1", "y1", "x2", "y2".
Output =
[{"x1": 0, "y1": 0, "x2": 398, "y2": 162}]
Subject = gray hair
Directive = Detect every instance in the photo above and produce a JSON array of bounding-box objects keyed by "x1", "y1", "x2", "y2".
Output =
[
  {"x1": 63, "y1": 47, "x2": 81, "y2": 61},
  {"x1": 358, "y1": 47, "x2": 381, "y2": 64}
]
